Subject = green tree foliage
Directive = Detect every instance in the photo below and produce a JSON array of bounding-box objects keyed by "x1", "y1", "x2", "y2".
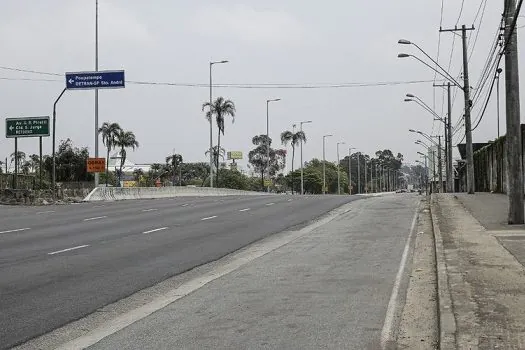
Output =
[
  {"x1": 202, "y1": 97, "x2": 236, "y2": 185},
  {"x1": 98, "y1": 122, "x2": 121, "y2": 186},
  {"x1": 43, "y1": 138, "x2": 93, "y2": 182},
  {"x1": 114, "y1": 129, "x2": 139, "y2": 184},
  {"x1": 285, "y1": 159, "x2": 348, "y2": 194},
  {"x1": 280, "y1": 129, "x2": 306, "y2": 194},
  {"x1": 248, "y1": 135, "x2": 287, "y2": 189},
  {"x1": 166, "y1": 153, "x2": 183, "y2": 185}
]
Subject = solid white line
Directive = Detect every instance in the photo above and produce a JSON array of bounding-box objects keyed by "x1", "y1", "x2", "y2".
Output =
[
  {"x1": 142, "y1": 227, "x2": 168, "y2": 234},
  {"x1": 287, "y1": 199, "x2": 293, "y2": 202},
  {"x1": 239, "y1": 208, "x2": 251, "y2": 212},
  {"x1": 141, "y1": 208, "x2": 158, "y2": 212},
  {"x1": 380, "y1": 208, "x2": 418, "y2": 349},
  {"x1": 266, "y1": 202, "x2": 275, "y2": 206},
  {"x1": 37, "y1": 210, "x2": 55, "y2": 215},
  {"x1": 93, "y1": 205, "x2": 105, "y2": 208},
  {"x1": 181, "y1": 204, "x2": 189, "y2": 207},
  {"x1": 48, "y1": 245, "x2": 89, "y2": 255},
  {"x1": 83, "y1": 216, "x2": 107, "y2": 222},
  {"x1": 201, "y1": 215, "x2": 217, "y2": 221},
  {"x1": 0, "y1": 228, "x2": 30, "y2": 234}
]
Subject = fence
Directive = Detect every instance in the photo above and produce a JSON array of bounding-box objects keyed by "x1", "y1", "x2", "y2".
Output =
[{"x1": 0, "y1": 174, "x2": 36, "y2": 190}]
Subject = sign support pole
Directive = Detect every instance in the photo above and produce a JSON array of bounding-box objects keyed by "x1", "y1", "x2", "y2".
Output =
[
  {"x1": 52, "y1": 88, "x2": 67, "y2": 201},
  {"x1": 14, "y1": 137, "x2": 18, "y2": 189},
  {"x1": 39, "y1": 136, "x2": 43, "y2": 189}
]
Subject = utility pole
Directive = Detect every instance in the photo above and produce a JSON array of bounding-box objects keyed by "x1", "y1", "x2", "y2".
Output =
[
  {"x1": 94, "y1": 0, "x2": 100, "y2": 188},
  {"x1": 504, "y1": 0, "x2": 524, "y2": 224},
  {"x1": 364, "y1": 158, "x2": 368, "y2": 194},
  {"x1": 357, "y1": 153, "x2": 361, "y2": 194},
  {"x1": 434, "y1": 81, "x2": 454, "y2": 193},
  {"x1": 438, "y1": 136, "x2": 443, "y2": 193},
  {"x1": 348, "y1": 148, "x2": 354, "y2": 194},
  {"x1": 440, "y1": 25, "x2": 475, "y2": 194}
]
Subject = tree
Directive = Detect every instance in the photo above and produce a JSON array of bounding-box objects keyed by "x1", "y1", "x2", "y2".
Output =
[
  {"x1": 43, "y1": 139, "x2": 93, "y2": 182},
  {"x1": 280, "y1": 130, "x2": 306, "y2": 194},
  {"x1": 205, "y1": 146, "x2": 226, "y2": 173},
  {"x1": 202, "y1": 97, "x2": 236, "y2": 186},
  {"x1": 180, "y1": 162, "x2": 210, "y2": 186},
  {"x1": 133, "y1": 168, "x2": 144, "y2": 182},
  {"x1": 114, "y1": 129, "x2": 139, "y2": 185},
  {"x1": 98, "y1": 122, "x2": 122, "y2": 186},
  {"x1": 248, "y1": 134, "x2": 287, "y2": 190},
  {"x1": 166, "y1": 154, "x2": 183, "y2": 186},
  {"x1": 10, "y1": 151, "x2": 26, "y2": 173}
]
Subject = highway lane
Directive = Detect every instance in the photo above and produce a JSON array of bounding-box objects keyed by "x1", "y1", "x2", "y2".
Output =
[{"x1": 0, "y1": 195, "x2": 360, "y2": 349}]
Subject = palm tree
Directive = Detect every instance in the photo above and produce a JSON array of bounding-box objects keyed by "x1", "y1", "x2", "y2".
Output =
[
  {"x1": 205, "y1": 146, "x2": 225, "y2": 173},
  {"x1": 166, "y1": 153, "x2": 183, "y2": 186},
  {"x1": 202, "y1": 97, "x2": 236, "y2": 186},
  {"x1": 10, "y1": 151, "x2": 26, "y2": 174},
  {"x1": 114, "y1": 129, "x2": 139, "y2": 185},
  {"x1": 281, "y1": 130, "x2": 306, "y2": 194},
  {"x1": 98, "y1": 122, "x2": 122, "y2": 186},
  {"x1": 133, "y1": 168, "x2": 144, "y2": 182}
]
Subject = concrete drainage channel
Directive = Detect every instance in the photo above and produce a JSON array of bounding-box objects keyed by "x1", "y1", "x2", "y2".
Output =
[{"x1": 83, "y1": 187, "x2": 271, "y2": 202}]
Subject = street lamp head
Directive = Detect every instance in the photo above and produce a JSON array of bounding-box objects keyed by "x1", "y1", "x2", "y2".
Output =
[
  {"x1": 398, "y1": 39, "x2": 412, "y2": 45},
  {"x1": 406, "y1": 93, "x2": 415, "y2": 98},
  {"x1": 409, "y1": 129, "x2": 416, "y2": 133},
  {"x1": 267, "y1": 98, "x2": 281, "y2": 103},
  {"x1": 323, "y1": 134, "x2": 333, "y2": 138},
  {"x1": 220, "y1": 60, "x2": 229, "y2": 63},
  {"x1": 398, "y1": 53, "x2": 410, "y2": 58},
  {"x1": 417, "y1": 151, "x2": 425, "y2": 156},
  {"x1": 303, "y1": 120, "x2": 313, "y2": 124},
  {"x1": 404, "y1": 99, "x2": 413, "y2": 102}
]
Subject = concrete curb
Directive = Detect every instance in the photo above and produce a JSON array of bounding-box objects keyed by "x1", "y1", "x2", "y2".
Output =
[
  {"x1": 83, "y1": 186, "x2": 270, "y2": 202},
  {"x1": 429, "y1": 194, "x2": 457, "y2": 349}
]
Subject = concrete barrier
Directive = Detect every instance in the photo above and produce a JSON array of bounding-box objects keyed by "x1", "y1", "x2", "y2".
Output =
[{"x1": 83, "y1": 186, "x2": 270, "y2": 202}]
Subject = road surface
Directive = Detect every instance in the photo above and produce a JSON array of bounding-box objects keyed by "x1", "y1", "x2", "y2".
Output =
[{"x1": 0, "y1": 195, "x2": 360, "y2": 349}]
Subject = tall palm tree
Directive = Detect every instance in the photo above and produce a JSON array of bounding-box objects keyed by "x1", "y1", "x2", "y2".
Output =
[
  {"x1": 98, "y1": 122, "x2": 122, "y2": 186},
  {"x1": 281, "y1": 130, "x2": 306, "y2": 194},
  {"x1": 114, "y1": 129, "x2": 139, "y2": 185},
  {"x1": 202, "y1": 97, "x2": 236, "y2": 186},
  {"x1": 166, "y1": 153, "x2": 183, "y2": 186}
]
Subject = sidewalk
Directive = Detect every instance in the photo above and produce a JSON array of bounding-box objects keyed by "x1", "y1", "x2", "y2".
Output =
[{"x1": 431, "y1": 193, "x2": 525, "y2": 349}]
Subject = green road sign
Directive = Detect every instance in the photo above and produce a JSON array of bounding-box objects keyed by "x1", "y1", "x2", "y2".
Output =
[{"x1": 6, "y1": 116, "x2": 50, "y2": 138}]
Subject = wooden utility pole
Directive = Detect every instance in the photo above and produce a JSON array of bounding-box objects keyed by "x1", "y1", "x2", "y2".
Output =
[{"x1": 504, "y1": 0, "x2": 524, "y2": 224}]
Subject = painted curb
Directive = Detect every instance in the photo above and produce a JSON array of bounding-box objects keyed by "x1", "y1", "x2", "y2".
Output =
[{"x1": 429, "y1": 194, "x2": 457, "y2": 349}]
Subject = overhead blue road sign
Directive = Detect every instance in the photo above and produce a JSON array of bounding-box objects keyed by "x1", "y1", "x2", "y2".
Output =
[{"x1": 65, "y1": 70, "x2": 125, "y2": 90}]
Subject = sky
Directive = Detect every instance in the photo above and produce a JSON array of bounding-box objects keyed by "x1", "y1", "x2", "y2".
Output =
[{"x1": 0, "y1": 0, "x2": 520, "y2": 172}]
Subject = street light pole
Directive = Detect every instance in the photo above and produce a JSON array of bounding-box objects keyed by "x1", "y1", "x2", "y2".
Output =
[
  {"x1": 337, "y1": 142, "x2": 345, "y2": 194},
  {"x1": 94, "y1": 0, "x2": 99, "y2": 187},
  {"x1": 266, "y1": 98, "x2": 281, "y2": 192},
  {"x1": 357, "y1": 153, "x2": 361, "y2": 194},
  {"x1": 209, "y1": 60, "x2": 229, "y2": 188},
  {"x1": 300, "y1": 120, "x2": 312, "y2": 195},
  {"x1": 322, "y1": 134, "x2": 332, "y2": 194},
  {"x1": 348, "y1": 147, "x2": 355, "y2": 194}
]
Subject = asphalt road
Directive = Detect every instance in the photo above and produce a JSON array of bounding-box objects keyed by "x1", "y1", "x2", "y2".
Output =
[
  {"x1": 88, "y1": 194, "x2": 420, "y2": 349},
  {"x1": 0, "y1": 195, "x2": 360, "y2": 349}
]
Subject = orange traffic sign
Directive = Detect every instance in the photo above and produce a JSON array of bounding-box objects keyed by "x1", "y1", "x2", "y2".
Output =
[{"x1": 87, "y1": 158, "x2": 106, "y2": 173}]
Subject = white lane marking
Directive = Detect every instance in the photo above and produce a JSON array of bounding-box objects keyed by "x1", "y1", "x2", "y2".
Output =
[
  {"x1": 181, "y1": 204, "x2": 189, "y2": 207},
  {"x1": 37, "y1": 210, "x2": 55, "y2": 215},
  {"x1": 141, "y1": 208, "x2": 158, "y2": 212},
  {"x1": 93, "y1": 205, "x2": 105, "y2": 208},
  {"x1": 0, "y1": 228, "x2": 30, "y2": 234},
  {"x1": 266, "y1": 202, "x2": 275, "y2": 206},
  {"x1": 48, "y1": 245, "x2": 89, "y2": 255},
  {"x1": 380, "y1": 207, "x2": 418, "y2": 349},
  {"x1": 54, "y1": 200, "x2": 356, "y2": 350},
  {"x1": 239, "y1": 208, "x2": 251, "y2": 212},
  {"x1": 142, "y1": 227, "x2": 168, "y2": 234},
  {"x1": 83, "y1": 216, "x2": 107, "y2": 222},
  {"x1": 287, "y1": 199, "x2": 293, "y2": 202},
  {"x1": 201, "y1": 215, "x2": 217, "y2": 221}
]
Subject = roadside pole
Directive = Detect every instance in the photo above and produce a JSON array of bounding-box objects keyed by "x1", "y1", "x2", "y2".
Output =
[
  {"x1": 504, "y1": 0, "x2": 524, "y2": 224},
  {"x1": 14, "y1": 137, "x2": 18, "y2": 189},
  {"x1": 39, "y1": 136, "x2": 42, "y2": 189},
  {"x1": 52, "y1": 88, "x2": 67, "y2": 200},
  {"x1": 438, "y1": 136, "x2": 443, "y2": 193}
]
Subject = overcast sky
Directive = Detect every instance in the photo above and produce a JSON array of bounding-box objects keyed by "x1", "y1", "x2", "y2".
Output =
[{"x1": 0, "y1": 0, "x2": 520, "y2": 171}]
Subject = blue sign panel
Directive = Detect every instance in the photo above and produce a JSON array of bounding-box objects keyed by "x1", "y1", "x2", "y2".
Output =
[{"x1": 65, "y1": 70, "x2": 125, "y2": 90}]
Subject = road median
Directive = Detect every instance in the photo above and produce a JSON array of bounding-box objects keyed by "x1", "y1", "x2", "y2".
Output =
[{"x1": 83, "y1": 186, "x2": 270, "y2": 202}]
